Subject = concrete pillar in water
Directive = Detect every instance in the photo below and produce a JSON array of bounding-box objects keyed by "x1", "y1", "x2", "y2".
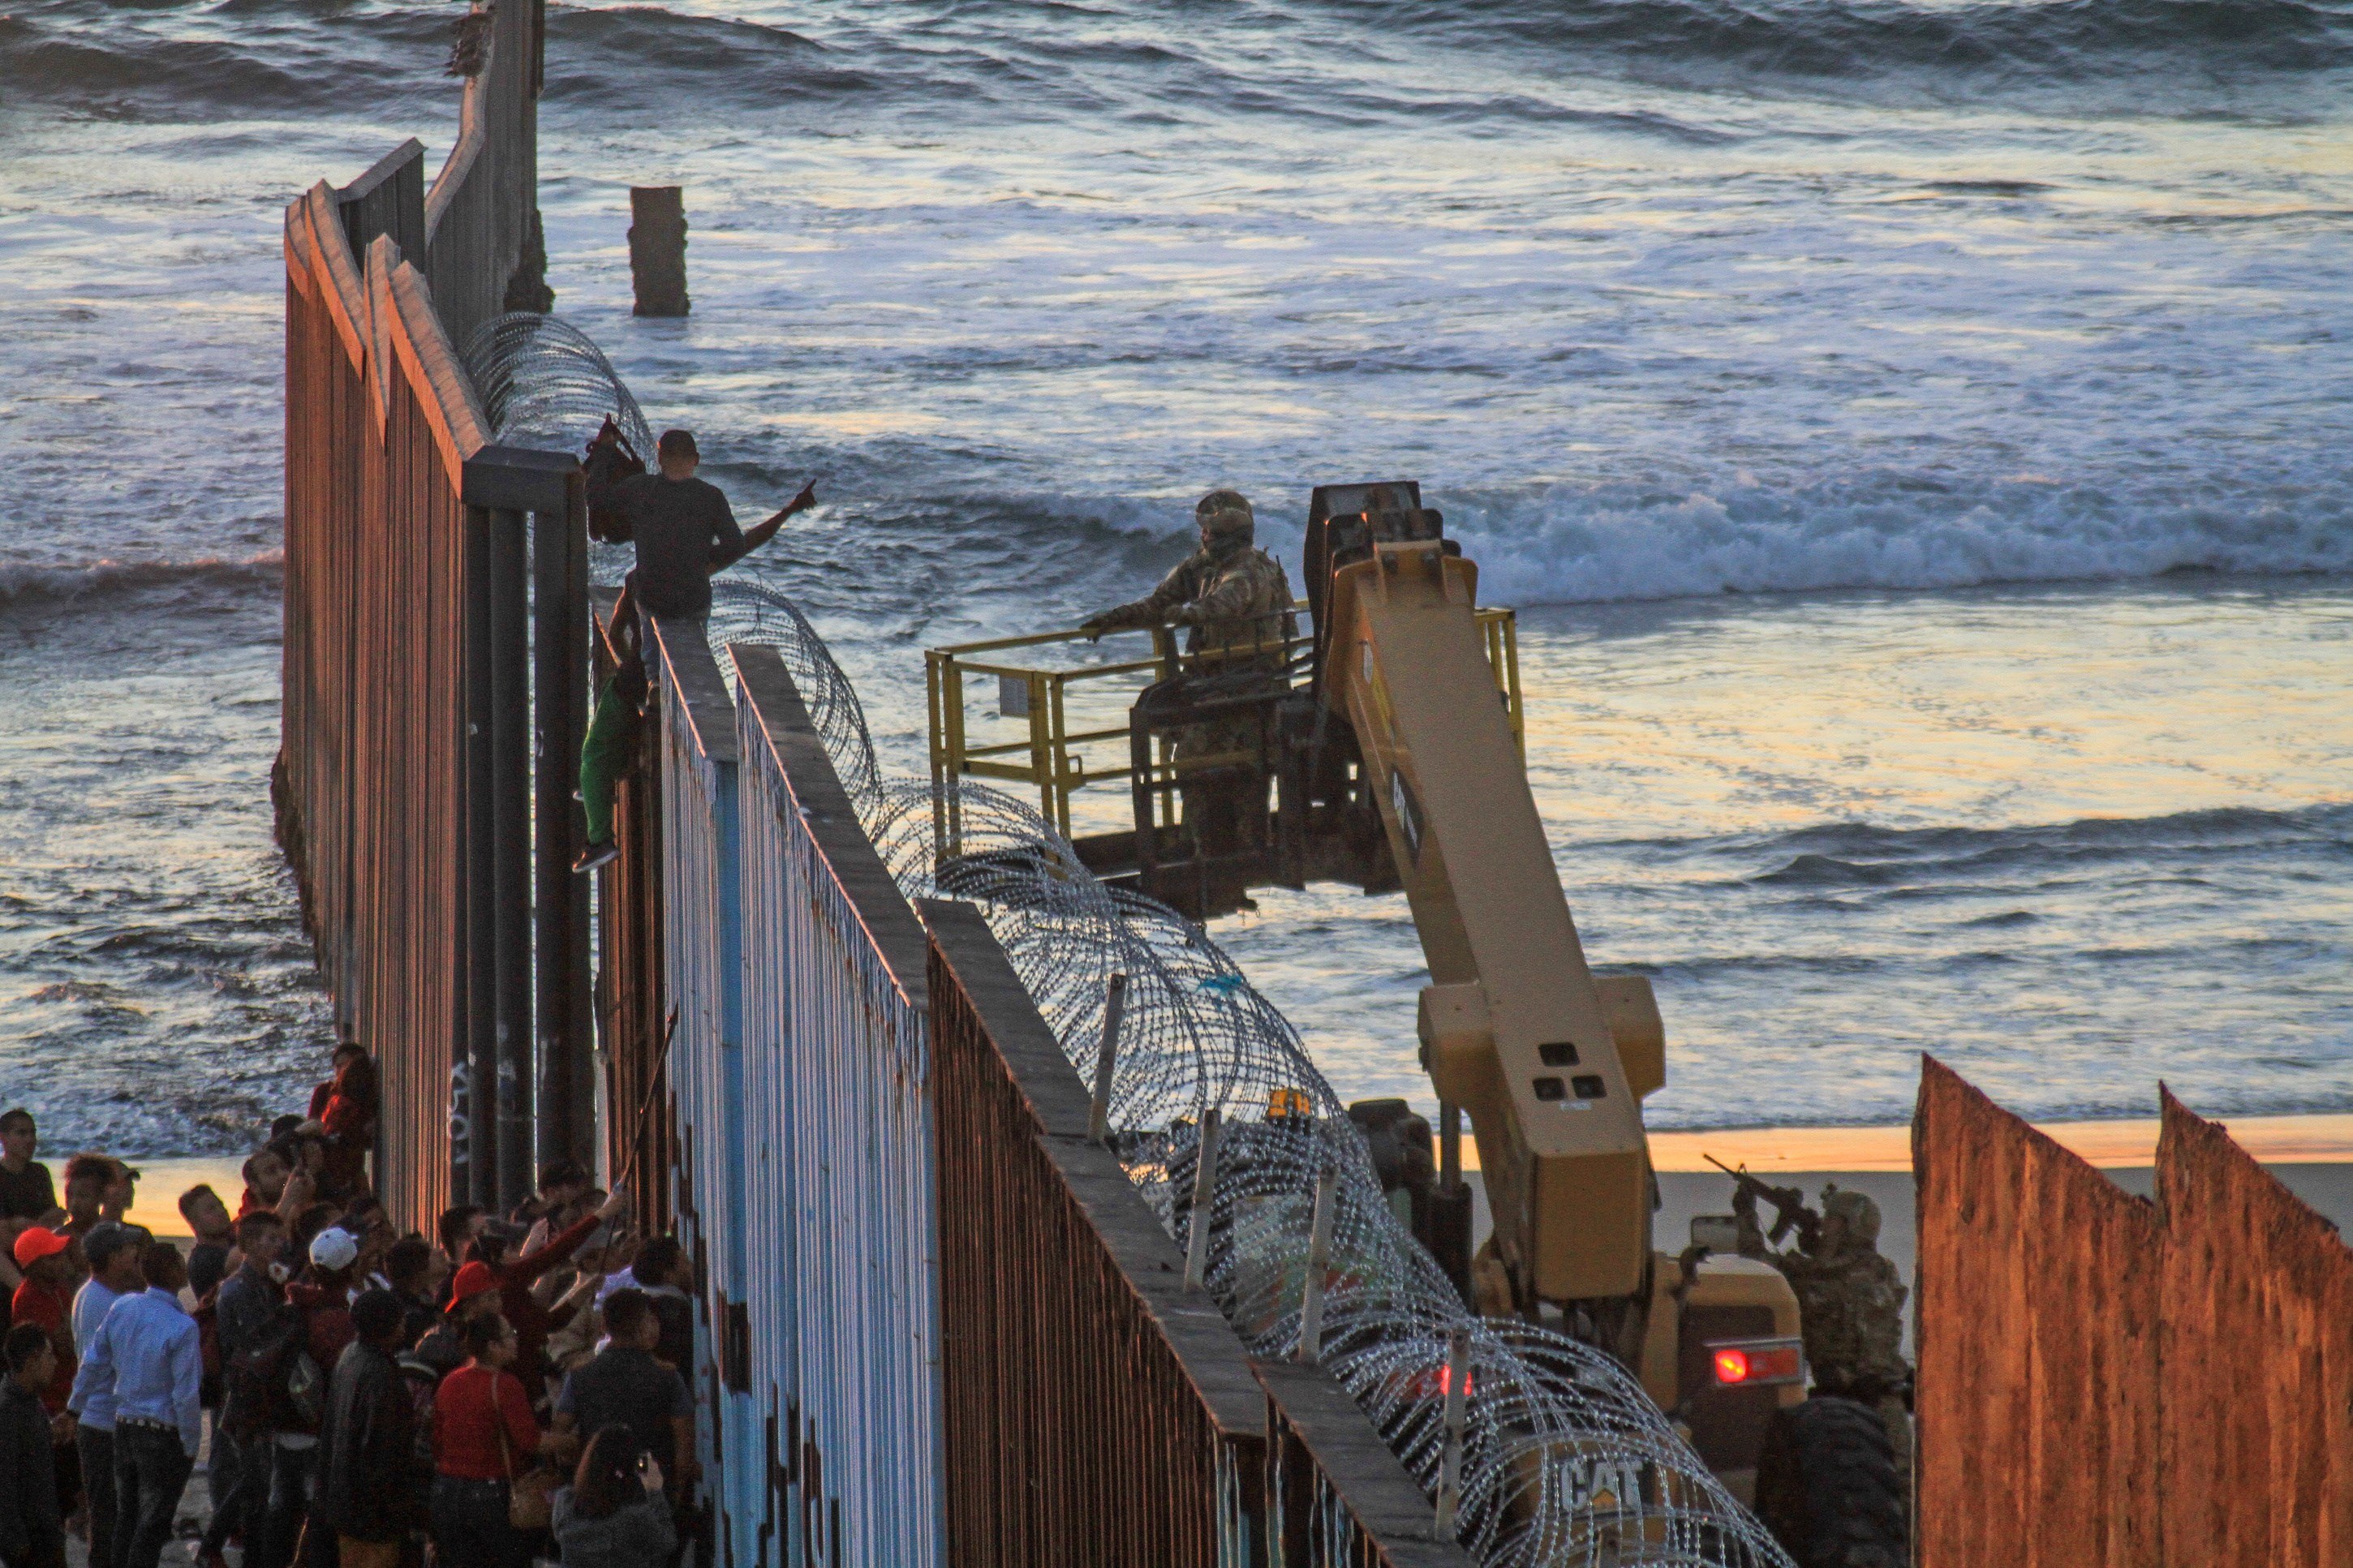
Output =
[{"x1": 629, "y1": 187, "x2": 689, "y2": 316}]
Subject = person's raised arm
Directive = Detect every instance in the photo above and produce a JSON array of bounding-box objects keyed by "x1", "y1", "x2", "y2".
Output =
[
  {"x1": 505, "y1": 1188, "x2": 629, "y2": 1289},
  {"x1": 714, "y1": 480, "x2": 816, "y2": 569}
]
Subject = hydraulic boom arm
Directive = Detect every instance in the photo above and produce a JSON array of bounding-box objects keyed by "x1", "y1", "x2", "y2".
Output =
[{"x1": 1322, "y1": 539, "x2": 1654, "y2": 1307}]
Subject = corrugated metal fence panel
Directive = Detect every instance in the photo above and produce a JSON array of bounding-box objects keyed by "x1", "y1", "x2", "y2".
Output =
[
  {"x1": 1914, "y1": 1056, "x2": 2162, "y2": 1568},
  {"x1": 1916, "y1": 1059, "x2": 2353, "y2": 1566},
  {"x1": 921, "y1": 897, "x2": 1473, "y2": 1568},
  {"x1": 733, "y1": 645, "x2": 944, "y2": 1568},
  {"x1": 922, "y1": 898, "x2": 1261, "y2": 1566},
  {"x1": 279, "y1": 181, "x2": 491, "y2": 1232},
  {"x1": 647, "y1": 619, "x2": 746, "y2": 1562},
  {"x1": 2157, "y1": 1089, "x2": 2353, "y2": 1566}
]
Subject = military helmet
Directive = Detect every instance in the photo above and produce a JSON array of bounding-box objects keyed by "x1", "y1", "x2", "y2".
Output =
[
  {"x1": 1195, "y1": 489, "x2": 1255, "y2": 540},
  {"x1": 1821, "y1": 1185, "x2": 1882, "y2": 1246}
]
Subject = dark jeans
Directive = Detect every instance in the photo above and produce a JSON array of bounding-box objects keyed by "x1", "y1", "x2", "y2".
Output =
[
  {"x1": 199, "y1": 1428, "x2": 269, "y2": 1555},
  {"x1": 75, "y1": 1425, "x2": 116, "y2": 1568},
  {"x1": 110, "y1": 1423, "x2": 194, "y2": 1568},
  {"x1": 204, "y1": 1409, "x2": 234, "y2": 1515},
  {"x1": 428, "y1": 1476, "x2": 527, "y2": 1568},
  {"x1": 256, "y1": 1442, "x2": 317, "y2": 1568}
]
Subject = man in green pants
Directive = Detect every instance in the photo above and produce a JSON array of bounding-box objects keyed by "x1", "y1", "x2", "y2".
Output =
[{"x1": 572, "y1": 598, "x2": 649, "y2": 874}]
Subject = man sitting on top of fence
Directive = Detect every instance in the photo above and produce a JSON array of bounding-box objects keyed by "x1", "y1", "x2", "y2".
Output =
[{"x1": 574, "y1": 422, "x2": 818, "y2": 873}]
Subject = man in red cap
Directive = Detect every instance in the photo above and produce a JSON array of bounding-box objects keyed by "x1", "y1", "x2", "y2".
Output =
[{"x1": 10, "y1": 1229, "x2": 76, "y2": 1420}]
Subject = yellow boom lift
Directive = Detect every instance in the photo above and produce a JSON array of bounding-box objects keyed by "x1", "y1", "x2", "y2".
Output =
[{"x1": 927, "y1": 482, "x2": 1905, "y2": 1556}]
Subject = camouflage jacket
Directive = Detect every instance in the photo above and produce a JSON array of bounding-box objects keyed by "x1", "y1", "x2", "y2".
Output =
[
  {"x1": 1766, "y1": 1247, "x2": 1911, "y2": 1397},
  {"x1": 1093, "y1": 544, "x2": 1297, "y2": 670}
]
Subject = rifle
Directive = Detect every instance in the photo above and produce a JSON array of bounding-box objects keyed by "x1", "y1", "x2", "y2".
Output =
[{"x1": 1705, "y1": 1153, "x2": 1822, "y2": 1251}]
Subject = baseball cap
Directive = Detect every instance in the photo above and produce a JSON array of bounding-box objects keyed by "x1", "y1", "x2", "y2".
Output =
[
  {"x1": 308, "y1": 1227, "x2": 359, "y2": 1271},
  {"x1": 11, "y1": 1226, "x2": 69, "y2": 1269},
  {"x1": 450, "y1": 1260, "x2": 500, "y2": 1306}
]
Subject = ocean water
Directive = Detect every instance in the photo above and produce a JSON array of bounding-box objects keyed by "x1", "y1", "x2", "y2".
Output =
[{"x1": 2, "y1": 0, "x2": 2348, "y2": 1154}]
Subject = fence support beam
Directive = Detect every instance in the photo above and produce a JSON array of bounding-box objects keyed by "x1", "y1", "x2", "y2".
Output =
[{"x1": 465, "y1": 446, "x2": 582, "y2": 1207}]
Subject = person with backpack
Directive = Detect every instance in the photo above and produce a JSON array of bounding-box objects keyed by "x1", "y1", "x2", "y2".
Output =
[{"x1": 260, "y1": 1229, "x2": 359, "y2": 1568}]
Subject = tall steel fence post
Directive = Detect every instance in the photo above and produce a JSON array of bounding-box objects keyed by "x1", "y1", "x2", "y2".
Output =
[{"x1": 464, "y1": 447, "x2": 582, "y2": 1209}]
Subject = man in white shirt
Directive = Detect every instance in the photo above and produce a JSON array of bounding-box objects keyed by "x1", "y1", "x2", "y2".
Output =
[
  {"x1": 68, "y1": 1222, "x2": 147, "y2": 1568},
  {"x1": 71, "y1": 1243, "x2": 200, "y2": 1568}
]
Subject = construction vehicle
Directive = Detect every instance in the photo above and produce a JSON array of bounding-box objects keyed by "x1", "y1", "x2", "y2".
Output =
[{"x1": 926, "y1": 482, "x2": 1908, "y2": 1564}]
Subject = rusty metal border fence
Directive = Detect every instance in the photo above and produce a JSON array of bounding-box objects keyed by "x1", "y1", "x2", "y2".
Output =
[
  {"x1": 923, "y1": 898, "x2": 1472, "y2": 1568},
  {"x1": 1916, "y1": 1057, "x2": 2353, "y2": 1568},
  {"x1": 277, "y1": 91, "x2": 587, "y2": 1230},
  {"x1": 2156, "y1": 1086, "x2": 2353, "y2": 1565}
]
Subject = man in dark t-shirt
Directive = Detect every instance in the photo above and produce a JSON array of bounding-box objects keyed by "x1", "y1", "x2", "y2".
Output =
[
  {"x1": 0, "y1": 1109, "x2": 58, "y2": 1296},
  {"x1": 551, "y1": 1290, "x2": 693, "y2": 1499},
  {"x1": 0, "y1": 1110, "x2": 56, "y2": 1224},
  {"x1": 574, "y1": 426, "x2": 815, "y2": 872},
  {"x1": 587, "y1": 427, "x2": 814, "y2": 624}
]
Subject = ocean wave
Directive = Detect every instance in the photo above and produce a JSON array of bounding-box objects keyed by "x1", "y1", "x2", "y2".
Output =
[
  {"x1": 0, "y1": 556, "x2": 286, "y2": 610},
  {"x1": 1453, "y1": 475, "x2": 2353, "y2": 604},
  {"x1": 1366, "y1": 0, "x2": 2353, "y2": 79},
  {"x1": 0, "y1": 6, "x2": 447, "y2": 116},
  {"x1": 1581, "y1": 803, "x2": 2353, "y2": 885},
  {"x1": 542, "y1": 6, "x2": 876, "y2": 111}
]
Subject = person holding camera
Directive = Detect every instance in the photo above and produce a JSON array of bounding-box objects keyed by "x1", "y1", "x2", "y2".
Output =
[{"x1": 549, "y1": 1426, "x2": 674, "y2": 1568}]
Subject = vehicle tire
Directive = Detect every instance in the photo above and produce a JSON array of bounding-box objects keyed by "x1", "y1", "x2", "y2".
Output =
[{"x1": 1752, "y1": 1396, "x2": 1908, "y2": 1568}]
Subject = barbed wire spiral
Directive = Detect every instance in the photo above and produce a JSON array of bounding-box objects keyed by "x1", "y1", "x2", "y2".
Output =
[
  {"x1": 476, "y1": 313, "x2": 1796, "y2": 1563},
  {"x1": 462, "y1": 311, "x2": 656, "y2": 461},
  {"x1": 708, "y1": 581, "x2": 1792, "y2": 1568}
]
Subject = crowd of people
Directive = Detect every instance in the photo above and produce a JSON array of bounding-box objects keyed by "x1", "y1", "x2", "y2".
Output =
[{"x1": 0, "y1": 1048, "x2": 700, "y2": 1568}]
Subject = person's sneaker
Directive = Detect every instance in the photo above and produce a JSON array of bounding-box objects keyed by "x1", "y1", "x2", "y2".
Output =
[{"x1": 572, "y1": 839, "x2": 620, "y2": 874}]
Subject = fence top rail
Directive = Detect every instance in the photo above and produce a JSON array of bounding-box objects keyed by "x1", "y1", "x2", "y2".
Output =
[
  {"x1": 919, "y1": 896, "x2": 1095, "y2": 1140},
  {"x1": 734, "y1": 642, "x2": 927, "y2": 1010},
  {"x1": 381, "y1": 247, "x2": 493, "y2": 482},
  {"x1": 648, "y1": 616, "x2": 739, "y2": 770},
  {"x1": 1254, "y1": 1359, "x2": 1475, "y2": 1568},
  {"x1": 297, "y1": 183, "x2": 369, "y2": 371}
]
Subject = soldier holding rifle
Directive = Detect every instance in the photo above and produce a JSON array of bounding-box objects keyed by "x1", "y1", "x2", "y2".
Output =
[{"x1": 1708, "y1": 1153, "x2": 1914, "y2": 1517}]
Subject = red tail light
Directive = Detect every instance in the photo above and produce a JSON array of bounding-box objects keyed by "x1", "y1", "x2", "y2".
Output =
[{"x1": 1707, "y1": 1337, "x2": 1804, "y2": 1387}]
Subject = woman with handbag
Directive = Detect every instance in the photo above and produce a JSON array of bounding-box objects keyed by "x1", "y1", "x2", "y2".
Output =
[{"x1": 427, "y1": 1314, "x2": 553, "y2": 1568}]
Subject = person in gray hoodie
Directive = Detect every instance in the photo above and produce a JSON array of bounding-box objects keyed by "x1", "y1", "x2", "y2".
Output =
[{"x1": 548, "y1": 1426, "x2": 673, "y2": 1568}]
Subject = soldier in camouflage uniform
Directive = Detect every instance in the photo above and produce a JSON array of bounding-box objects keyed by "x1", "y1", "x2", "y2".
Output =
[
  {"x1": 1082, "y1": 490, "x2": 1297, "y2": 861},
  {"x1": 1734, "y1": 1181, "x2": 1914, "y2": 1519}
]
